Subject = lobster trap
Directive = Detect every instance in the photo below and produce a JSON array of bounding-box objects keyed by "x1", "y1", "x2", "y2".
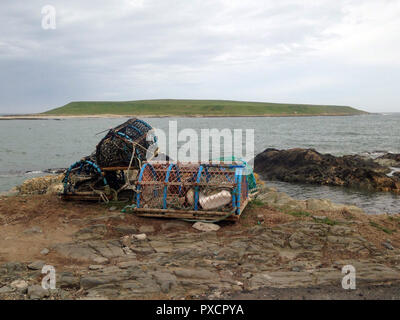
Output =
[
  {"x1": 62, "y1": 118, "x2": 157, "y2": 202},
  {"x1": 133, "y1": 161, "x2": 250, "y2": 221},
  {"x1": 60, "y1": 117, "x2": 255, "y2": 221},
  {"x1": 95, "y1": 118, "x2": 156, "y2": 168}
]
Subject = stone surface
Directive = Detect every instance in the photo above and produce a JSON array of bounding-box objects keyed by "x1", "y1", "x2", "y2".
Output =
[
  {"x1": 0, "y1": 286, "x2": 13, "y2": 294},
  {"x1": 375, "y1": 153, "x2": 400, "y2": 168},
  {"x1": 112, "y1": 225, "x2": 138, "y2": 236},
  {"x1": 53, "y1": 240, "x2": 123, "y2": 262},
  {"x1": 40, "y1": 248, "x2": 50, "y2": 255},
  {"x1": 93, "y1": 257, "x2": 109, "y2": 264},
  {"x1": 27, "y1": 285, "x2": 49, "y2": 300},
  {"x1": 383, "y1": 242, "x2": 394, "y2": 250},
  {"x1": 23, "y1": 226, "x2": 42, "y2": 234},
  {"x1": 133, "y1": 233, "x2": 147, "y2": 240},
  {"x1": 255, "y1": 185, "x2": 365, "y2": 214},
  {"x1": 152, "y1": 272, "x2": 177, "y2": 294},
  {"x1": 192, "y1": 222, "x2": 220, "y2": 232},
  {"x1": 58, "y1": 272, "x2": 80, "y2": 289},
  {"x1": 89, "y1": 265, "x2": 104, "y2": 270},
  {"x1": 1, "y1": 197, "x2": 400, "y2": 300},
  {"x1": 27, "y1": 260, "x2": 45, "y2": 270},
  {"x1": 254, "y1": 148, "x2": 400, "y2": 193},
  {"x1": 139, "y1": 225, "x2": 155, "y2": 233},
  {"x1": 80, "y1": 277, "x2": 107, "y2": 290},
  {"x1": 161, "y1": 221, "x2": 190, "y2": 231},
  {"x1": 17, "y1": 174, "x2": 64, "y2": 195},
  {"x1": 74, "y1": 224, "x2": 108, "y2": 240},
  {"x1": 11, "y1": 280, "x2": 28, "y2": 290}
]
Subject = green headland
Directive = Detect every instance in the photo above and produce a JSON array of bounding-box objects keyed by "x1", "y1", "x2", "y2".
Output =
[{"x1": 43, "y1": 99, "x2": 367, "y2": 117}]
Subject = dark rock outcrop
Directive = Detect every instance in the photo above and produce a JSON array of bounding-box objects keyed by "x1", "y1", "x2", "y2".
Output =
[
  {"x1": 254, "y1": 148, "x2": 400, "y2": 193},
  {"x1": 375, "y1": 153, "x2": 400, "y2": 167}
]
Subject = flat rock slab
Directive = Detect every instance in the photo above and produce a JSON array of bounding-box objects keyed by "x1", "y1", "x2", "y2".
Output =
[
  {"x1": 27, "y1": 285, "x2": 49, "y2": 300},
  {"x1": 192, "y1": 222, "x2": 220, "y2": 232},
  {"x1": 73, "y1": 224, "x2": 108, "y2": 241},
  {"x1": 23, "y1": 226, "x2": 42, "y2": 234},
  {"x1": 27, "y1": 261, "x2": 45, "y2": 270},
  {"x1": 53, "y1": 240, "x2": 125, "y2": 262},
  {"x1": 139, "y1": 225, "x2": 155, "y2": 233},
  {"x1": 4, "y1": 218, "x2": 397, "y2": 300},
  {"x1": 11, "y1": 279, "x2": 28, "y2": 290}
]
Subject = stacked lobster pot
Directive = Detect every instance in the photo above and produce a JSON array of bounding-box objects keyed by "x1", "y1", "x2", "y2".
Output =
[
  {"x1": 62, "y1": 118, "x2": 157, "y2": 202},
  {"x1": 133, "y1": 161, "x2": 251, "y2": 221},
  {"x1": 61, "y1": 118, "x2": 254, "y2": 221}
]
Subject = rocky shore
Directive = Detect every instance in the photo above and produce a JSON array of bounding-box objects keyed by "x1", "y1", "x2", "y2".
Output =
[
  {"x1": 254, "y1": 148, "x2": 400, "y2": 193},
  {"x1": 0, "y1": 178, "x2": 400, "y2": 300}
]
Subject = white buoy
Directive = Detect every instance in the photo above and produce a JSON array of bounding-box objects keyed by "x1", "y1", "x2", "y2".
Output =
[
  {"x1": 199, "y1": 190, "x2": 232, "y2": 210},
  {"x1": 186, "y1": 189, "x2": 232, "y2": 210}
]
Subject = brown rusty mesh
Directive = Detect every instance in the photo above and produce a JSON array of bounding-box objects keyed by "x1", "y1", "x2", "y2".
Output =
[{"x1": 136, "y1": 162, "x2": 243, "y2": 212}]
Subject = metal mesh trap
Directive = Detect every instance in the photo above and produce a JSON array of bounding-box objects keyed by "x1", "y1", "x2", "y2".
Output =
[
  {"x1": 62, "y1": 118, "x2": 157, "y2": 202},
  {"x1": 61, "y1": 118, "x2": 254, "y2": 221},
  {"x1": 134, "y1": 161, "x2": 250, "y2": 221}
]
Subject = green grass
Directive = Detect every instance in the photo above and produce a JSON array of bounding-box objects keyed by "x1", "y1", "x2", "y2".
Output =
[
  {"x1": 369, "y1": 221, "x2": 394, "y2": 234},
  {"x1": 285, "y1": 211, "x2": 338, "y2": 225},
  {"x1": 43, "y1": 99, "x2": 367, "y2": 116},
  {"x1": 312, "y1": 216, "x2": 338, "y2": 226},
  {"x1": 248, "y1": 199, "x2": 265, "y2": 208},
  {"x1": 388, "y1": 216, "x2": 400, "y2": 224},
  {"x1": 286, "y1": 211, "x2": 311, "y2": 218}
]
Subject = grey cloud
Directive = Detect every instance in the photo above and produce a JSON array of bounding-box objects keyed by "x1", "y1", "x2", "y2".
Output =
[{"x1": 0, "y1": 0, "x2": 399, "y2": 113}]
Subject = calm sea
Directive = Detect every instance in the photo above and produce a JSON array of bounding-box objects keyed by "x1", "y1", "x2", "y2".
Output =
[{"x1": 0, "y1": 114, "x2": 399, "y2": 214}]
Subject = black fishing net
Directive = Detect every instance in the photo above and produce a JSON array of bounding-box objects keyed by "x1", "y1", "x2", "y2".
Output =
[
  {"x1": 95, "y1": 118, "x2": 156, "y2": 168},
  {"x1": 63, "y1": 118, "x2": 157, "y2": 198}
]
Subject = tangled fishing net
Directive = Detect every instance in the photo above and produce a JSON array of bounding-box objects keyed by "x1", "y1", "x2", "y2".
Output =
[{"x1": 63, "y1": 118, "x2": 157, "y2": 199}]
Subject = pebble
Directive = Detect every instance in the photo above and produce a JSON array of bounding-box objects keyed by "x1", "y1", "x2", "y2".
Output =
[
  {"x1": 0, "y1": 286, "x2": 13, "y2": 294},
  {"x1": 133, "y1": 233, "x2": 147, "y2": 240},
  {"x1": 139, "y1": 225, "x2": 155, "y2": 233},
  {"x1": 312, "y1": 216, "x2": 327, "y2": 220},
  {"x1": 27, "y1": 260, "x2": 45, "y2": 270},
  {"x1": 27, "y1": 285, "x2": 49, "y2": 300},
  {"x1": 40, "y1": 248, "x2": 50, "y2": 255},
  {"x1": 23, "y1": 226, "x2": 42, "y2": 234},
  {"x1": 93, "y1": 257, "x2": 109, "y2": 264},
  {"x1": 117, "y1": 260, "x2": 139, "y2": 269},
  {"x1": 383, "y1": 241, "x2": 394, "y2": 250},
  {"x1": 89, "y1": 265, "x2": 104, "y2": 270},
  {"x1": 11, "y1": 280, "x2": 28, "y2": 290},
  {"x1": 122, "y1": 246, "x2": 132, "y2": 255},
  {"x1": 192, "y1": 222, "x2": 220, "y2": 232}
]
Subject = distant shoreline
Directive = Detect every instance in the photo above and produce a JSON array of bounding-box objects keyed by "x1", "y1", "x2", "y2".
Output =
[{"x1": 0, "y1": 113, "x2": 373, "y2": 120}]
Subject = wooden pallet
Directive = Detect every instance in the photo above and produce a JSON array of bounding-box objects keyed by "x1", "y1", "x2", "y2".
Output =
[
  {"x1": 133, "y1": 208, "x2": 240, "y2": 221},
  {"x1": 132, "y1": 197, "x2": 249, "y2": 222},
  {"x1": 61, "y1": 192, "x2": 112, "y2": 202}
]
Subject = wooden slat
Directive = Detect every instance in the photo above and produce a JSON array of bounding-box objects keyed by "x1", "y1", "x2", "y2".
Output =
[
  {"x1": 61, "y1": 194, "x2": 102, "y2": 201},
  {"x1": 136, "y1": 181, "x2": 236, "y2": 187},
  {"x1": 101, "y1": 167, "x2": 131, "y2": 171},
  {"x1": 135, "y1": 212, "x2": 241, "y2": 221},
  {"x1": 237, "y1": 198, "x2": 249, "y2": 214},
  {"x1": 133, "y1": 207, "x2": 234, "y2": 216}
]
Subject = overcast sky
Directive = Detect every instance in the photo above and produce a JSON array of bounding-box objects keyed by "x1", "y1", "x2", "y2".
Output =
[{"x1": 0, "y1": 0, "x2": 399, "y2": 113}]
